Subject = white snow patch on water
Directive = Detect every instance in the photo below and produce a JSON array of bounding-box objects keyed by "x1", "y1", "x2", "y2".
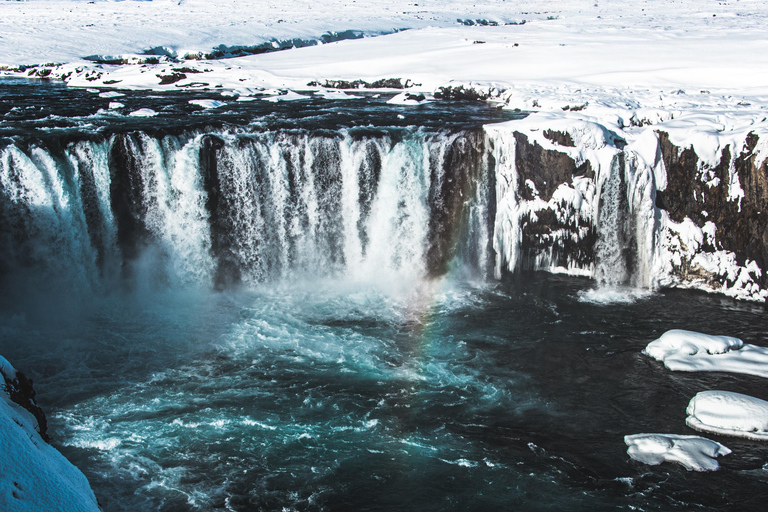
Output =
[
  {"x1": 128, "y1": 108, "x2": 158, "y2": 117},
  {"x1": 686, "y1": 391, "x2": 768, "y2": 441},
  {"x1": 98, "y1": 91, "x2": 124, "y2": 98},
  {"x1": 188, "y1": 99, "x2": 226, "y2": 109},
  {"x1": 624, "y1": 433, "x2": 731, "y2": 472},
  {"x1": 644, "y1": 329, "x2": 768, "y2": 378}
]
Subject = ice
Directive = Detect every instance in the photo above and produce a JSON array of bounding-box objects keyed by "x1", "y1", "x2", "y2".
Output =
[
  {"x1": 686, "y1": 391, "x2": 768, "y2": 441},
  {"x1": 644, "y1": 329, "x2": 768, "y2": 378},
  {"x1": 98, "y1": 91, "x2": 124, "y2": 98},
  {"x1": 188, "y1": 99, "x2": 226, "y2": 109},
  {"x1": 0, "y1": 356, "x2": 100, "y2": 512},
  {"x1": 108, "y1": 101, "x2": 124, "y2": 109},
  {"x1": 624, "y1": 433, "x2": 731, "y2": 472},
  {"x1": 386, "y1": 92, "x2": 430, "y2": 106},
  {"x1": 128, "y1": 108, "x2": 158, "y2": 117}
]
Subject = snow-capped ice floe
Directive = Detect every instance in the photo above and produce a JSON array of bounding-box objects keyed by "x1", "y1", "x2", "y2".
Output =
[
  {"x1": 262, "y1": 91, "x2": 311, "y2": 102},
  {"x1": 314, "y1": 89, "x2": 363, "y2": 100},
  {"x1": 108, "y1": 102, "x2": 124, "y2": 110},
  {"x1": 644, "y1": 329, "x2": 768, "y2": 378},
  {"x1": 386, "y1": 92, "x2": 430, "y2": 106},
  {"x1": 128, "y1": 108, "x2": 158, "y2": 117},
  {"x1": 0, "y1": 356, "x2": 100, "y2": 512},
  {"x1": 98, "y1": 91, "x2": 124, "y2": 99},
  {"x1": 189, "y1": 99, "x2": 226, "y2": 109},
  {"x1": 686, "y1": 391, "x2": 768, "y2": 441},
  {"x1": 624, "y1": 433, "x2": 731, "y2": 472}
]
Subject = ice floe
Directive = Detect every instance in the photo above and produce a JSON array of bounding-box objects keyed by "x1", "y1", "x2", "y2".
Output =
[
  {"x1": 624, "y1": 433, "x2": 731, "y2": 472},
  {"x1": 686, "y1": 390, "x2": 768, "y2": 441},
  {"x1": 128, "y1": 108, "x2": 158, "y2": 117},
  {"x1": 188, "y1": 99, "x2": 226, "y2": 109},
  {"x1": 644, "y1": 329, "x2": 768, "y2": 378}
]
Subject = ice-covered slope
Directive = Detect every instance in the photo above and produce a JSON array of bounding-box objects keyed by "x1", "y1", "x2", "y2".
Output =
[{"x1": 0, "y1": 356, "x2": 100, "y2": 512}]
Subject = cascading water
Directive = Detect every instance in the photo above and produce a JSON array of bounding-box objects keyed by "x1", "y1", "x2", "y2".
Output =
[
  {"x1": 0, "y1": 127, "x2": 494, "y2": 302},
  {"x1": 594, "y1": 153, "x2": 633, "y2": 287}
]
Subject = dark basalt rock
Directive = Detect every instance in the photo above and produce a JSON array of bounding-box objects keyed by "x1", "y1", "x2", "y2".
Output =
[
  {"x1": 512, "y1": 132, "x2": 597, "y2": 271},
  {"x1": 2, "y1": 369, "x2": 48, "y2": 442},
  {"x1": 426, "y1": 131, "x2": 486, "y2": 276},
  {"x1": 655, "y1": 131, "x2": 768, "y2": 288},
  {"x1": 513, "y1": 132, "x2": 592, "y2": 201},
  {"x1": 434, "y1": 85, "x2": 501, "y2": 101},
  {"x1": 109, "y1": 133, "x2": 152, "y2": 269},
  {"x1": 542, "y1": 129, "x2": 575, "y2": 147}
]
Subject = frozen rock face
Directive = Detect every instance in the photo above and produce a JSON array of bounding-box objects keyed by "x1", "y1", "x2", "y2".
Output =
[
  {"x1": 0, "y1": 356, "x2": 100, "y2": 512},
  {"x1": 654, "y1": 131, "x2": 768, "y2": 299},
  {"x1": 489, "y1": 118, "x2": 768, "y2": 301}
]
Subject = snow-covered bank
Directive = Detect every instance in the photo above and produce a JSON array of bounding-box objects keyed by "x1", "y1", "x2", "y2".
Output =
[
  {"x1": 0, "y1": 356, "x2": 100, "y2": 512},
  {"x1": 624, "y1": 433, "x2": 731, "y2": 472}
]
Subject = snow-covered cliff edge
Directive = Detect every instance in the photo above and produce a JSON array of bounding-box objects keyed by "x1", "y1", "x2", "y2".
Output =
[
  {"x1": 0, "y1": 356, "x2": 100, "y2": 512},
  {"x1": 488, "y1": 111, "x2": 768, "y2": 301}
]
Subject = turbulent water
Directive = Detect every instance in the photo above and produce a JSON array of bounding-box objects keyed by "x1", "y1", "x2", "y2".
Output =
[{"x1": 2, "y1": 79, "x2": 768, "y2": 512}]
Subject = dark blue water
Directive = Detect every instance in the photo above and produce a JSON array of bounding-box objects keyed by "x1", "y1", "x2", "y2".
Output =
[
  {"x1": 2, "y1": 275, "x2": 768, "y2": 511},
  {"x1": 2, "y1": 78, "x2": 768, "y2": 512}
]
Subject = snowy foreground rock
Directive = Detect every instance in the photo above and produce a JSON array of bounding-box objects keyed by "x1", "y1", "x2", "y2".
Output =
[
  {"x1": 624, "y1": 434, "x2": 731, "y2": 472},
  {"x1": 686, "y1": 391, "x2": 768, "y2": 441},
  {"x1": 643, "y1": 329, "x2": 768, "y2": 378},
  {"x1": 0, "y1": 356, "x2": 100, "y2": 512}
]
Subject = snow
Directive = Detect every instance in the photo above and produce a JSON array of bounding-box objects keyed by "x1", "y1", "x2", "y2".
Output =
[
  {"x1": 188, "y1": 99, "x2": 226, "y2": 109},
  {"x1": 0, "y1": 357, "x2": 100, "y2": 512},
  {"x1": 128, "y1": 108, "x2": 158, "y2": 117},
  {"x1": 644, "y1": 329, "x2": 768, "y2": 378},
  {"x1": 624, "y1": 433, "x2": 731, "y2": 472},
  {"x1": 686, "y1": 391, "x2": 768, "y2": 441}
]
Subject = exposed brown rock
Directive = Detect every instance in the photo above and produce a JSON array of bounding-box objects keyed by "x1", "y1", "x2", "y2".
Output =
[{"x1": 655, "y1": 130, "x2": 768, "y2": 288}]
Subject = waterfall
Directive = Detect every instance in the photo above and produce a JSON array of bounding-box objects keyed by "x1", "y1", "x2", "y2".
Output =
[
  {"x1": 594, "y1": 153, "x2": 633, "y2": 287},
  {"x1": 0, "y1": 128, "x2": 493, "y2": 297}
]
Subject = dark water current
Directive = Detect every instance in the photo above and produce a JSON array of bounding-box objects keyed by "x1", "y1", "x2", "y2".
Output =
[{"x1": 2, "y1": 78, "x2": 768, "y2": 512}]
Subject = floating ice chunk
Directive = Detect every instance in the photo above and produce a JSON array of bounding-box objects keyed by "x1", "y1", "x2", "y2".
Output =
[
  {"x1": 98, "y1": 91, "x2": 124, "y2": 98},
  {"x1": 624, "y1": 433, "x2": 731, "y2": 471},
  {"x1": 386, "y1": 92, "x2": 429, "y2": 105},
  {"x1": 128, "y1": 108, "x2": 158, "y2": 117},
  {"x1": 314, "y1": 89, "x2": 363, "y2": 100},
  {"x1": 108, "y1": 102, "x2": 124, "y2": 109},
  {"x1": 262, "y1": 91, "x2": 310, "y2": 102},
  {"x1": 643, "y1": 329, "x2": 768, "y2": 378},
  {"x1": 686, "y1": 391, "x2": 768, "y2": 441},
  {"x1": 189, "y1": 99, "x2": 226, "y2": 109}
]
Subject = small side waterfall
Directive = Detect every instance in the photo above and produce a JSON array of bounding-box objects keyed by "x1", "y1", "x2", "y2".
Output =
[{"x1": 594, "y1": 153, "x2": 634, "y2": 287}]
